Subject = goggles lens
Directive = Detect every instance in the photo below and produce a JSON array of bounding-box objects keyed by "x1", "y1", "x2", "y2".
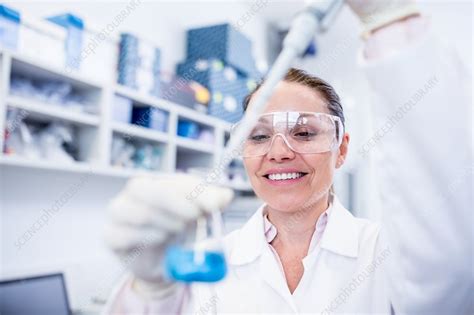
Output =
[{"x1": 232, "y1": 111, "x2": 343, "y2": 158}]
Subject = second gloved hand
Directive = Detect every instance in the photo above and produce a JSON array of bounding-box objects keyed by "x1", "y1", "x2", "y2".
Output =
[
  {"x1": 346, "y1": 0, "x2": 420, "y2": 37},
  {"x1": 104, "y1": 173, "x2": 234, "y2": 297}
]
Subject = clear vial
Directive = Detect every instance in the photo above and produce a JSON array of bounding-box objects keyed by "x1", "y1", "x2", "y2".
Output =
[{"x1": 164, "y1": 210, "x2": 227, "y2": 283}]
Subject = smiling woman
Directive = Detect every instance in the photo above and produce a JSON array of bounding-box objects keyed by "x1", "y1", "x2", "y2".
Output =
[
  {"x1": 239, "y1": 68, "x2": 349, "y2": 216},
  {"x1": 104, "y1": 67, "x2": 389, "y2": 313},
  {"x1": 232, "y1": 68, "x2": 359, "y2": 294}
]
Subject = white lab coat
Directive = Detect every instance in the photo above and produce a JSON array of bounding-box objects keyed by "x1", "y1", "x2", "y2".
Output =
[
  {"x1": 191, "y1": 197, "x2": 391, "y2": 313},
  {"x1": 362, "y1": 29, "x2": 473, "y2": 314},
  {"x1": 104, "y1": 20, "x2": 473, "y2": 315},
  {"x1": 106, "y1": 196, "x2": 391, "y2": 314}
]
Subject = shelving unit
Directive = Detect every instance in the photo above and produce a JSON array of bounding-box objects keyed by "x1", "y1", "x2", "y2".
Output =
[
  {"x1": 6, "y1": 95, "x2": 100, "y2": 126},
  {"x1": 0, "y1": 154, "x2": 164, "y2": 178},
  {"x1": 0, "y1": 48, "x2": 252, "y2": 191},
  {"x1": 175, "y1": 136, "x2": 214, "y2": 154},
  {"x1": 8, "y1": 49, "x2": 105, "y2": 90},
  {"x1": 111, "y1": 122, "x2": 169, "y2": 144}
]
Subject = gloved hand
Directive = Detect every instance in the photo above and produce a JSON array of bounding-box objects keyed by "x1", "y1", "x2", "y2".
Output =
[
  {"x1": 346, "y1": 0, "x2": 420, "y2": 38},
  {"x1": 104, "y1": 173, "x2": 234, "y2": 297}
]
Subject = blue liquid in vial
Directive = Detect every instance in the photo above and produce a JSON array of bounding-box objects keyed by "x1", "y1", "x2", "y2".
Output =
[{"x1": 164, "y1": 246, "x2": 227, "y2": 283}]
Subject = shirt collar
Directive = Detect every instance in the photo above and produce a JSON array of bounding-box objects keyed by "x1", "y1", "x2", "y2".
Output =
[
  {"x1": 229, "y1": 195, "x2": 360, "y2": 266},
  {"x1": 319, "y1": 196, "x2": 359, "y2": 258},
  {"x1": 263, "y1": 201, "x2": 332, "y2": 253}
]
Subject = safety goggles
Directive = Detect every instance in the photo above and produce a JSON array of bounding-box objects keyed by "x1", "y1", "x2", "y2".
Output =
[{"x1": 231, "y1": 111, "x2": 343, "y2": 158}]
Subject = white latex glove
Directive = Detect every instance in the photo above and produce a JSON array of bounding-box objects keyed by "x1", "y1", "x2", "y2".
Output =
[
  {"x1": 104, "y1": 173, "x2": 234, "y2": 297},
  {"x1": 346, "y1": 0, "x2": 420, "y2": 38}
]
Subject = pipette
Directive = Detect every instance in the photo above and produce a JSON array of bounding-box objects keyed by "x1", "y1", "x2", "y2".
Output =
[{"x1": 165, "y1": 0, "x2": 345, "y2": 283}]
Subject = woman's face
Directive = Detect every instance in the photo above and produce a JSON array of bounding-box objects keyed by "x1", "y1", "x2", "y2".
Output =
[{"x1": 243, "y1": 81, "x2": 349, "y2": 213}]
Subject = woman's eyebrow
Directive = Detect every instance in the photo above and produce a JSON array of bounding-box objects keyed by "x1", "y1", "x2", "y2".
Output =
[{"x1": 257, "y1": 117, "x2": 272, "y2": 124}]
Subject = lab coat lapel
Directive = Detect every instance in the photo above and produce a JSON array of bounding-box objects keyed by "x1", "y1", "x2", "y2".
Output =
[
  {"x1": 320, "y1": 196, "x2": 359, "y2": 258},
  {"x1": 259, "y1": 243, "x2": 297, "y2": 312},
  {"x1": 228, "y1": 204, "x2": 266, "y2": 266},
  {"x1": 228, "y1": 204, "x2": 297, "y2": 311},
  {"x1": 227, "y1": 196, "x2": 359, "y2": 312}
]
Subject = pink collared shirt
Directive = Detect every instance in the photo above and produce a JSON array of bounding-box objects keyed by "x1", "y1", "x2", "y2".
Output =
[{"x1": 263, "y1": 202, "x2": 332, "y2": 274}]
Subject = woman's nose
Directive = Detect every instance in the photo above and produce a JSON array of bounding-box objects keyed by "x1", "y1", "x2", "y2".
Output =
[{"x1": 266, "y1": 134, "x2": 296, "y2": 162}]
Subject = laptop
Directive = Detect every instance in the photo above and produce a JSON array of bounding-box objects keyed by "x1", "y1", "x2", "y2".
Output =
[{"x1": 0, "y1": 273, "x2": 71, "y2": 315}]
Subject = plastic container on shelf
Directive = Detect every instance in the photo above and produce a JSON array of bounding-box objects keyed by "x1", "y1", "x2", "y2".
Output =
[
  {"x1": 133, "y1": 144, "x2": 163, "y2": 170},
  {"x1": 159, "y1": 73, "x2": 210, "y2": 112},
  {"x1": 112, "y1": 95, "x2": 133, "y2": 124},
  {"x1": 80, "y1": 22, "x2": 118, "y2": 82},
  {"x1": 17, "y1": 13, "x2": 67, "y2": 68},
  {"x1": 131, "y1": 106, "x2": 168, "y2": 132},
  {"x1": 47, "y1": 13, "x2": 84, "y2": 71},
  {"x1": 177, "y1": 120, "x2": 200, "y2": 139},
  {"x1": 117, "y1": 33, "x2": 161, "y2": 95},
  {"x1": 198, "y1": 129, "x2": 214, "y2": 144},
  {"x1": 186, "y1": 23, "x2": 259, "y2": 77},
  {"x1": 119, "y1": 33, "x2": 160, "y2": 72},
  {"x1": 0, "y1": 4, "x2": 20, "y2": 50},
  {"x1": 47, "y1": 13, "x2": 117, "y2": 82},
  {"x1": 111, "y1": 135, "x2": 164, "y2": 171},
  {"x1": 177, "y1": 59, "x2": 257, "y2": 123},
  {"x1": 9, "y1": 74, "x2": 99, "y2": 114}
]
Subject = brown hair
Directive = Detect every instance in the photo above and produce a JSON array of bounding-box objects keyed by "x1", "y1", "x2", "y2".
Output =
[{"x1": 243, "y1": 68, "x2": 345, "y2": 130}]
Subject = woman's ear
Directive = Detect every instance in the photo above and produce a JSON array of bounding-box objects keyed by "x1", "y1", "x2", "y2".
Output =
[{"x1": 336, "y1": 133, "x2": 350, "y2": 169}]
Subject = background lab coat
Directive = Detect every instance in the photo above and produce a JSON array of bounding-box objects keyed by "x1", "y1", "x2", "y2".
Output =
[{"x1": 364, "y1": 28, "x2": 473, "y2": 315}]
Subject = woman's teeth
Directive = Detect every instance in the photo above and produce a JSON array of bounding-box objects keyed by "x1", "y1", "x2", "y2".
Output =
[{"x1": 267, "y1": 172, "x2": 305, "y2": 181}]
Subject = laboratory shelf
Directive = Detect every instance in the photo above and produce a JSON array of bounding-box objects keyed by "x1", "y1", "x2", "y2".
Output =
[
  {"x1": 0, "y1": 156, "x2": 255, "y2": 193},
  {"x1": 114, "y1": 84, "x2": 232, "y2": 132},
  {"x1": 0, "y1": 155, "x2": 96, "y2": 174},
  {"x1": 175, "y1": 136, "x2": 215, "y2": 154},
  {"x1": 112, "y1": 122, "x2": 169, "y2": 144},
  {"x1": 164, "y1": 98, "x2": 232, "y2": 131},
  {"x1": 0, "y1": 155, "x2": 168, "y2": 178},
  {"x1": 114, "y1": 84, "x2": 168, "y2": 111},
  {"x1": 5, "y1": 49, "x2": 105, "y2": 90},
  {"x1": 104, "y1": 166, "x2": 167, "y2": 178},
  {"x1": 0, "y1": 48, "x2": 250, "y2": 193},
  {"x1": 6, "y1": 95, "x2": 100, "y2": 126},
  {"x1": 172, "y1": 102, "x2": 219, "y2": 128}
]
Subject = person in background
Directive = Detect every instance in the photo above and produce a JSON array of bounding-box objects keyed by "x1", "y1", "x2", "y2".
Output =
[{"x1": 103, "y1": 0, "x2": 473, "y2": 313}]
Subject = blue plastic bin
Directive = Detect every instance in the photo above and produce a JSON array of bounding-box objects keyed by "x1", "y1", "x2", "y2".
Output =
[
  {"x1": 118, "y1": 33, "x2": 161, "y2": 95},
  {"x1": 177, "y1": 120, "x2": 200, "y2": 139},
  {"x1": 0, "y1": 5, "x2": 20, "y2": 50},
  {"x1": 186, "y1": 23, "x2": 258, "y2": 77},
  {"x1": 119, "y1": 33, "x2": 161, "y2": 71},
  {"x1": 177, "y1": 59, "x2": 256, "y2": 123},
  {"x1": 131, "y1": 106, "x2": 168, "y2": 132},
  {"x1": 47, "y1": 13, "x2": 84, "y2": 70}
]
